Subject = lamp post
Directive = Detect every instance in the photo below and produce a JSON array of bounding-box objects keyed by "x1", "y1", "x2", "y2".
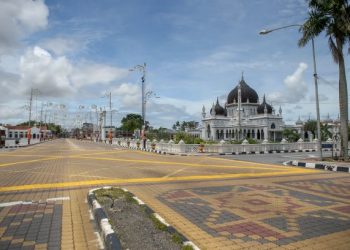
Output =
[
  {"x1": 260, "y1": 24, "x2": 323, "y2": 160},
  {"x1": 144, "y1": 90, "x2": 160, "y2": 128},
  {"x1": 130, "y1": 63, "x2": 146, "y2": 137}
]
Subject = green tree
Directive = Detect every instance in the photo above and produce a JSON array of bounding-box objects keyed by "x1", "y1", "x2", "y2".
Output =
[
  {"x1": 304, "y1": 120, "x2": 317, "y2": 138},
  {"x1": 282, "y1": 128, "x2": 300, "y2": 142},
  {"x1": 298, "y1": 0, "x2": 350, "y2": 159},
  {"x1": 172, "y1": 121, "x2": 181, "y2": 131},
  {"x1": 174, "y1": 131, "x2": 204, "y2": 144},
  {"x1": 172, "y1": 120, "x2": 199, "y2": 131},
  {"x1": 321, "y1": 123, "x2": 332, "y2": 140},
  {"x1": 120, "y1": 114, "x2": 143, "y2": 132}
]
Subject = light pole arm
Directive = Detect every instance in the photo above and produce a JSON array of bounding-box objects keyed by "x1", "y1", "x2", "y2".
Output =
[{"x1": 259, "y1": 24, "x2": 302, "y2": 35}]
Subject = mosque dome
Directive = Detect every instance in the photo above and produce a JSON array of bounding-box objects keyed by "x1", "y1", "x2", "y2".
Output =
[
  {"x1": 227, "y1": 77, "x2": 259, "y2": 104},
  {"x1": 210, "y1": 98, "x2": 226, "y2": 116},
  {"x1": 257, "y1": 95, "x2": 273, "y2": 114}
]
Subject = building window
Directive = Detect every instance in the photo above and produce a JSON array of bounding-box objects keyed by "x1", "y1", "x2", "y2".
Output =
[{"x1": 271, "y1": 123, "x2": 276, "y2": 129}]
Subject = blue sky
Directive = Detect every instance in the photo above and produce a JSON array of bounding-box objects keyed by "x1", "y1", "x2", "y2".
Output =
[{"x1": 0, "y1": 0, "x2": 347, "y2": 128}]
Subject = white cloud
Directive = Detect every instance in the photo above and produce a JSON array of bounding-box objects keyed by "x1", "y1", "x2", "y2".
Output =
[
  {"x1": 111, "y1": 83, "x2": 141, "y2": 107},
  {"x1": 0, "y1": 70, "x2": 20, "y2": 102},
  {"x1": 0, "y1": 0, "x2": 48, "y2": 55},
  {"x1": 20, "y1": 46, "x2": 75, "y2": 97},
  {"x1": 0, "y1": 104, "x2": 24, "y2": 120},
  {"x1": 40, "y1": 37, "x2": 80, "y2": 56},
  {"x1": 269, "y1": 62, "x2": 308, "y2": 103},
  {"x1": 72, "y1": 62, "x2": 129, "y2": 88}
]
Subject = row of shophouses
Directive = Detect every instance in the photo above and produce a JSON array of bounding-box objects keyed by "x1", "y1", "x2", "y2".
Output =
[{"x1": 0, "y1": 125, "x2": 53, "y2": 147}]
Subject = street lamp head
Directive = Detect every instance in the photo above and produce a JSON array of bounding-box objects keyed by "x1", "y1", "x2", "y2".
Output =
[{"x1": 259, "y1": 29, "x2": 271, "y2": 35}]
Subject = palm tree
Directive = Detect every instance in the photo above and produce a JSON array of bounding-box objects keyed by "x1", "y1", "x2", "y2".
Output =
[{"x1": 298, "y1": 0, "x2": 350, "y2": 160}]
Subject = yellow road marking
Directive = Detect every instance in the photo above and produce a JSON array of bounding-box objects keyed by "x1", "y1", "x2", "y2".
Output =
[
  {"x1": 0, "y1": 157, "x2": 60, "y2": 168},
  {"x1": 162, "y1": 168, "x2": 187, "y2": 178},
  {"x1": 0, "y1": 154, "x2": 53, "y2": 157},
  {"x1": 206, "y1": 156, "x2": 287, "y2": 168},
  {"x1": 70, "y1": 150, "x2": 126, "y2": 157},
  {"x1": 0, "y1": 169, "x2": 314, "y2": 192},
  {"x1": 73, "y1": 156, "x2": 290, "y2": 171}
]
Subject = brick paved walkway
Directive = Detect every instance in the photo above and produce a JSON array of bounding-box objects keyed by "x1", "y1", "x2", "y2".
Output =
[
  {"x1": 0, "y1": 139, "x2": 349, "y2": 249},
  {"x1": 126, "y1": 174, "x2": 350, "y2": 249}
]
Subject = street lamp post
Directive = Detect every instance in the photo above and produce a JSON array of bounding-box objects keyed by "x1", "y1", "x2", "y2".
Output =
[
  {"x1": 130, "y1": 63, "x2": 146, "y2": 138},
  {"x1": 144, "y1": 91, "x2": 160, "y2": 128},
  {"x1": 260, "y1": 24, "x2": 323, "y2": 160}
]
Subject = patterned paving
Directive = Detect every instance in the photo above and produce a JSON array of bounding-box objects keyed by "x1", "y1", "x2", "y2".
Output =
[
  {"x1": 158, "y1": 182, "x2": 350, "y2": 248},
  {"x1": 277, "y1": 177, "x2": 350, "y2": 200},
  {"x1": 0, "y1": 202, "x2": 62, "y2": 250}
]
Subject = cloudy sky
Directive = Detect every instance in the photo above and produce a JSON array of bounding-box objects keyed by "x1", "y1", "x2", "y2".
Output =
[{"x1": 0, "y1": 0, "x2": 347, "y2": 128}]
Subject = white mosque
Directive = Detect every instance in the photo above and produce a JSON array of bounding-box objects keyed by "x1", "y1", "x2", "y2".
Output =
[{"x1": 201, "y1": 76, "x2": 285, "y2": 142}]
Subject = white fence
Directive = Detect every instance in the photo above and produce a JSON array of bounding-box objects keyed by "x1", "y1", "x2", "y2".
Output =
[
  {"x1": 4, "y1": 138, "x2": 41, "y2": 148},
  {"x1": 112, "y1": 138, "x2": 321, "y2": 154}
]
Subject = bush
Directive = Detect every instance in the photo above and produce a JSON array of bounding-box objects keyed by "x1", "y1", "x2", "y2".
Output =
[{"x1": 247, "y1": 138, "x2": 257, "y2": 144}]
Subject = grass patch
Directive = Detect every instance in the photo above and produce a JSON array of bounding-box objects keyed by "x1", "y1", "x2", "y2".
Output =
[
  {"x1": 150, "y1": 214, "x2": 167, "y2": 231},
  {"x1": 94, "y1": 187, "x2": 138, "y2": 205},
  {"x1": 181, "y1": 244, "x2": 194, "y2": 250},
  {"x1": 94, "y1": 187, "x2": 125, "y2": 200},
  {"x1": 171, "y1": 232, "x2": 183, "y2": 244}
]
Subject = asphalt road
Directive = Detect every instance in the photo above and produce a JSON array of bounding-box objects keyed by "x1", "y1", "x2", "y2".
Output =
[
  {"x1": 211, "y1": 151, "x2": 333, "y2": 165},
  {"x1": 0, "y1": 139, "x2": 349, "y2": 249}
]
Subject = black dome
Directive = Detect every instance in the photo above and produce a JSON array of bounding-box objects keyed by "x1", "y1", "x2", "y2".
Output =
[
  {"x1": 210, "y1": 98, "x2": 226, "y2": 116},
  {"x1": 257, "y1": 95, "x2": 273, "y2": 114},
  {"x1": 227, "y1": 77, "x2": 259, "y2": 104}
]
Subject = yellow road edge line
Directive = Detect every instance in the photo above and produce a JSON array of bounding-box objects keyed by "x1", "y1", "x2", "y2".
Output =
[
  {"x1": 205, "y1": 155, "x2": 289, "y2": 168},
  {"x1": 70, "y1": 150, "x2": 126, "y2": 158},
  {"x1": 72, "y1": 156, "x2": 292, "y2": 171},
  {"x1": 0, "y1": 157, "x2": 60, "y2": 168},
  {"x1": 0, "y1": 169, "x2": 315, "y2": 192}
]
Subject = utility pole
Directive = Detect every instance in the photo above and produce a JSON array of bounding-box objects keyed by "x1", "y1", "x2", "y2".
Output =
[
  {"x1": 311, "y1": 38, "x2": 323, "y2": 160},
  {"x1": 109, "y1": 92, "x2": 112, "y2": 131},
  {"x1": 109, "y1": 92, "x2": 113, "y2": 143},
  {"x1": 28, "y1": 88, "x2": 33, "y2": 127},
  {"x1": 40, "y1": 103, "x2": 43, "y2": 130}
]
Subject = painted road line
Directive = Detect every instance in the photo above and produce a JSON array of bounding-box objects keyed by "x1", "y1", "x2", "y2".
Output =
[
  {"x1": 206, "y1": 156, "x2": 288, "y2": 168},
  {"x1": 0, "y1": 154, "x2": 54, "y2": 157},
  {"x1": 0, "y1": 157, "x2": 60, "y2": 168},
  {"x1": 162, "y1": 168, "x2": 187, "y2": 178},
  {"x1": 0, "y1": 169, "x2": 315, "y2": 192},
  {"x1": 0, "y1": 201, "x2": 33, "y2": 207},
  {"x1": 72, "y1": 156, "x2": 291, "y2": 171},
  {"x1": 46, "y1": 196, "x2": 70, "y2": 201},
  {"x1": 70, "y1": 150, "x2": 126, "y2": 158}
]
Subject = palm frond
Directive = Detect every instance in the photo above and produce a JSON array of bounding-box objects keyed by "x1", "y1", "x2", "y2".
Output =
[{"x1": 298, "y1": 10, "x2": 329, "y2": 47}]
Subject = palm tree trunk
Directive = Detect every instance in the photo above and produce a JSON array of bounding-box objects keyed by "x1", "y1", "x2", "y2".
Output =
[{"x1": 336, "y1": 38, "x2": 349, "y2": 160}]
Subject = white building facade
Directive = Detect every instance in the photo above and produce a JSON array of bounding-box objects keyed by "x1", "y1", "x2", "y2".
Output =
[{"x1": 201, "y1": 76, "x2": 285, "y2": 142}]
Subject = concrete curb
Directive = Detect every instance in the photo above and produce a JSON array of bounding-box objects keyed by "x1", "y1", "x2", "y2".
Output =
[
  {"x1": 88, "y1": 187, "x2": 200, "y2": 250},
  {"x1": 87, "y1": 187, "x2": 122, "y2": 250},
  {"x1": 284, "y1": 160, "x2": 350, "y2": 173}
]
